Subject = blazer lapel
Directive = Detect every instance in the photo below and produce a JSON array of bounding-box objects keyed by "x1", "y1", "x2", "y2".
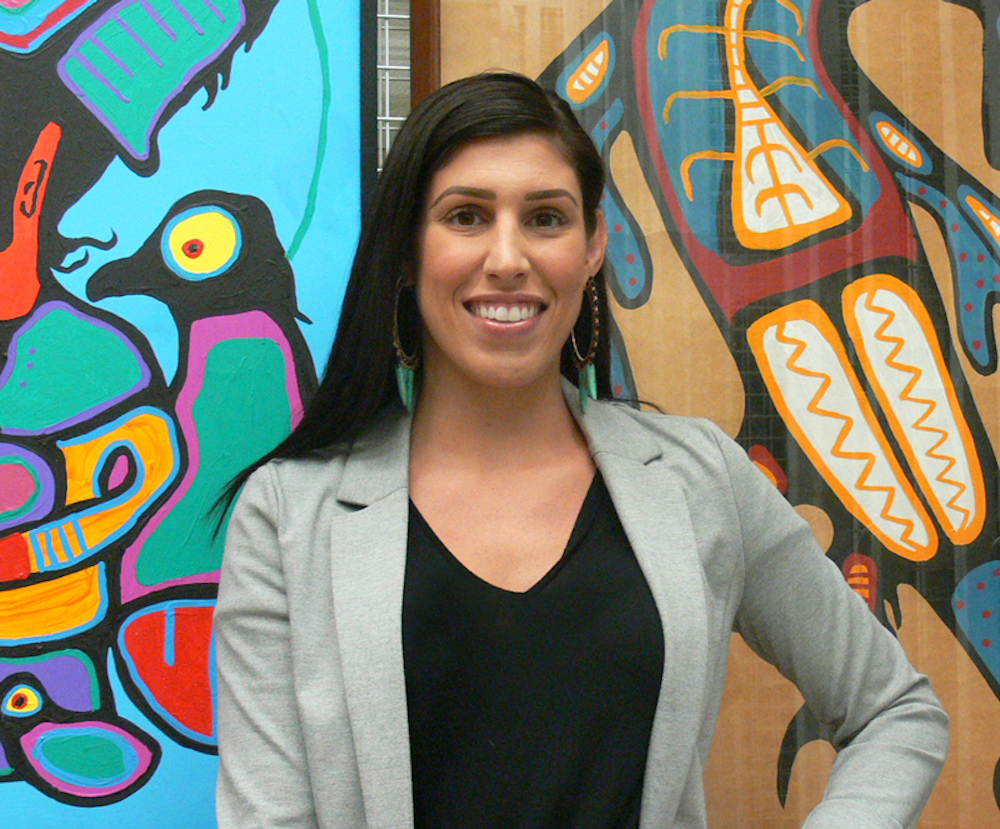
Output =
[
  {"x1": 330, "y1": 411, "x2": 415, "y2": 829},
  {"x1": 577, "y1": 395, "x2": 710, "y2": 828}
]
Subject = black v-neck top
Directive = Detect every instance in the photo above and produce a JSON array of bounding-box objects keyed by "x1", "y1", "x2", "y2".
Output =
[{"x1": 402, "y1": 474, "x2": 665, "y2": 829}]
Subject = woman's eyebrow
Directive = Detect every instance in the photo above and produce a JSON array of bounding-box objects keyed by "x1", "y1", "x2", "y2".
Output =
[
  {"x1": 429, "y1": 186, "x2": 496, "y2": 206},
  {"x1": 525, "y1": 188, "x2": 578, "y2": 205}
]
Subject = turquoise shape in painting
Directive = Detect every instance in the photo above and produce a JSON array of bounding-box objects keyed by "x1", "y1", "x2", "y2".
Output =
[
  {"x1": 58, "y1": 0, "x2": 247, "y2": 160},
  {"x1": 23, "y1": 720, "x2": 153, "y2": 797},
  {"x1": 954, "y1": 561, "x2": 1000, "y2": 686},
  {"x1": 0, "y1": 302, "x2": 150, "y2": 435},
  {"x1": 135, "y1": 335, "x2": 291, "y2": 585}
]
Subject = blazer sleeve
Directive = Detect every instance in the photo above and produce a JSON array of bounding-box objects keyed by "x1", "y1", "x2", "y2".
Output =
[
  {"x1": 215, "y1": 464, "x2": 319, "y2": 829},
  {"x1": 710, "y1": 426, "x2": 949, "y2": 829}
]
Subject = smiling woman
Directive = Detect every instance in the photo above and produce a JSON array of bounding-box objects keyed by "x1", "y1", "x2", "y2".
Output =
[
  {"x1": 214, "y1": 72, "x2": 949, "y2": 829},
  {"x1": 410, "y1": 132, "x2": 606, "y2": 594},
  {"x1": 416, "y1": 134, "x2": 606, "y2": 400}
]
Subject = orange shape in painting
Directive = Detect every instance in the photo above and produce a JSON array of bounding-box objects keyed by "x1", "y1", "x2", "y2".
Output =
[
  {"x1": 0, "y1": 565, "x2": 105, "y2": 641},
  {"x1": 565, "y1": 40, "x2": 610, "y2": 104},
  {"x1": 57, "y1": 409, "x2": 176, "y2": 553},
  {"x1": 876, "y1": 121, "x2": 923, "y2": 168},
  {"x1": 964, "y1": 193, "x2": 1000, "y2": 248},
  {"x1": 723, "y1": 0, "x2": 853, "y2": 250},
  {"x1": 843, "y1": 274, "x2": 985, "y2": 546}
]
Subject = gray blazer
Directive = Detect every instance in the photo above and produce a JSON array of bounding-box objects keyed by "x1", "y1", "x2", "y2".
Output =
[{"x1": 216, "y1": 390, "x2": 948, "y2": 829}]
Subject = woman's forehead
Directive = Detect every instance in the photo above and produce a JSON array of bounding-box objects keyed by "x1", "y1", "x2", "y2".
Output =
[{"x1": 425, "y1": 134, "x2": 580, "y2": 196}]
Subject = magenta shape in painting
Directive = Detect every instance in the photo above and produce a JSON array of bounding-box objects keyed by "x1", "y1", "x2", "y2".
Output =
[{"x1": 0, "y1": 463, "x2": 36, "y2": 512}]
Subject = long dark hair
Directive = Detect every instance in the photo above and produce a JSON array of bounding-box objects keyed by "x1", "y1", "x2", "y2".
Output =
[{"x1": 216, "y1": 71, "x2": 612, "y2": 515}]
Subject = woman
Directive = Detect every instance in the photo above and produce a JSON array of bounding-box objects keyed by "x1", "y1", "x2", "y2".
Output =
[{"x1": 215, "y1": 72, "x2": 948, "y2": 829}]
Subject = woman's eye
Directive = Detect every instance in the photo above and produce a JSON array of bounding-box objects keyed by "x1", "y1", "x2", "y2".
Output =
[
  {"x1": 446, "y1": 208, "x2": 482, "y2": 227},
  {"x1": 530, "y1": 210, "x2": 566, "y2": 228}
]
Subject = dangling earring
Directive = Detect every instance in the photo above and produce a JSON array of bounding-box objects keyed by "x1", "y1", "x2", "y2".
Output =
[
  {"x1": 393, "y1": 280, "x2": 419, "y2": 413},
  {"x1": 571, "y1": 276, "x2": 600, "y2": 413}
]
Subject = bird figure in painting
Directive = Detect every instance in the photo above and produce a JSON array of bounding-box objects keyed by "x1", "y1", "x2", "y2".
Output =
[
  {"x1": 539, "y1": 0, "x2": 1000, "y2": 809},
  {"x1": 86, "y1": 190, "x2": 317, "y2": 751}
]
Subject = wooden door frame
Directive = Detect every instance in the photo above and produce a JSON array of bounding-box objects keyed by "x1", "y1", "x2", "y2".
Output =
[{"x1": 411, "y1": 0, "x2": 441, "y2": 105}]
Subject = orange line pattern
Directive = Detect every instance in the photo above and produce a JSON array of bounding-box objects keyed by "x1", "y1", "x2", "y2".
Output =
[
  {"x1": 775, "y1": 324, "x2": 920, "y2": 546},
  {"x1": 843, "y1": 274, "x2": 985, "y2": 546},
  {"x1": 863, "y1": 291, "x2": 971, "y2": 530},
  {"x1": 748, "y1": 299, "x2": 937, "y2": 561}
]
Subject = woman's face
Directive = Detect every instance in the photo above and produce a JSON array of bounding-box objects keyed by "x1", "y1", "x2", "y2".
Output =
[{"x1": 415, "y1": 133, "x2": 606, "y2": 397}]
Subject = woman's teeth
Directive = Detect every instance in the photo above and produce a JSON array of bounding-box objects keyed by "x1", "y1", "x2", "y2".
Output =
[{"x1": 470, "y1": 304, "x2": 540, "y2": 322}]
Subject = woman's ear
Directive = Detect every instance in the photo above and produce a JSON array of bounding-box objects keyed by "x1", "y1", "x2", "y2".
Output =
[{"x1": 586, "y1": 209, "x2": 609, "y2": 275}]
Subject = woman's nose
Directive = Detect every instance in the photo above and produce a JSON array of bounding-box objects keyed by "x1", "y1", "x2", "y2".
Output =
[{"x1": 484, "y1": 218, "x2": 529, "y2": 280}]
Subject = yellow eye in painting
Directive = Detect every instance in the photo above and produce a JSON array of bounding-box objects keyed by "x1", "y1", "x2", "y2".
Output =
[
  {"x1": 3, "y1": 684, "x2": 42, "y2": 718},
  {"x1": 161, "y1": 206, "x2": 242, "y2": 280}
]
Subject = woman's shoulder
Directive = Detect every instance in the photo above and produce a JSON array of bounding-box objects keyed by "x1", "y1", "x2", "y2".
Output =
[
  {"x1": 231, "y1": 446, "x2": 351, "y2": 531},
  {"x1": 271, "y1": 443, "x2": 351, "y2": 481},
  {"x1": 239, "y1": 406, "x2": 410, "y2": 516},
  {"x1": 249, "y1": 443, "x2": 350, "y2": 492},
  {"x1": 590, "y1": 398, "x2": 737, "y2": 458},
  {"x1": 587, "y1": 399, "x2": 770, "y2": 502}
]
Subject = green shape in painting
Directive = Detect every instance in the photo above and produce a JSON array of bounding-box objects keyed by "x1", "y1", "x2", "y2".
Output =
[
  {"x1": 0, "y1": 305, "x2": 147, "y2": 434},
  {"x1": 136, "y1": 338, "x2": 291, "y2": 585},
  {"x1": 58, "y1": 0, "x2": 246, "y2": 160},
  {"x1": 38, "y1": 732, "x2": 128, "y2": 782}
]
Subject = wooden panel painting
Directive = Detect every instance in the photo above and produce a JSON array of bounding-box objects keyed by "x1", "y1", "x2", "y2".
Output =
[
  {"x1": 0, "y1": 0, "x2": 364, "y2": 825},
  {"x1": 441, "y1": 0, "x2": 1000, "y2": 826}
]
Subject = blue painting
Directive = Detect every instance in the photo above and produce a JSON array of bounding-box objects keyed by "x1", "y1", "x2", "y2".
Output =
[{"x1": 0, "y1": 0, "x2": 364, "y2": 825}]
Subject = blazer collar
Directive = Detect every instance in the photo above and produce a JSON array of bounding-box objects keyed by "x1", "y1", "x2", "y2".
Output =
[
  {"x1": 335, "y1": 379, "x2": 662, "y2": 508},
  {"x1": 336, "y1": 407, "x2": 412, "y2": 507},
  {"x1": 560, "y1": 377, "x2": 662, "y2": 466}
]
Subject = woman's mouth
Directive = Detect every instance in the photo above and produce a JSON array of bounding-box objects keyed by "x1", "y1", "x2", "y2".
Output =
[{"x1": 466, "y1": 301, "x2": 543, "y2": 322}]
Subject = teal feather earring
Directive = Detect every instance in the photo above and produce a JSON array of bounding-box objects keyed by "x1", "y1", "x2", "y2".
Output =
[
  {"x1": 393, "y1": 281, "x2": 419, "y2": 413},
  {"x1": 572, "y1": 277, "x2": 600, "y2": 413}
]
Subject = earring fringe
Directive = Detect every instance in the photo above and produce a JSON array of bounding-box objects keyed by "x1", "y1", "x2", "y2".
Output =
[
  {"x1": 396, "y1": 363, "x2": 416, "y2": 413},
  {"x1": 571, "y1": 276, "x2": 600, "y2": 413},
  {"x1": 578, "y1": 362, "x2": 597, "y2": 413},
  {"x1": 393, "y1": 280, "x2": 419, "y2": 413}
]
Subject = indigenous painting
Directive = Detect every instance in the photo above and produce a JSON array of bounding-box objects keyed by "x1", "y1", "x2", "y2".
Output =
[
  {"x1": 0, "y1": 0, "x2": 364, "y2": 825},
  {"x1": 439, "y1": 0, "x2": 1000, "y2": 826}
]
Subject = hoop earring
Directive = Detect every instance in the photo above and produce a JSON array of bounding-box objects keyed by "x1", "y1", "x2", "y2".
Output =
[
  {"x1": 393, "y1": 281, "x2": 419, "y2": 413},
  {"x1": 571, "y1": 276, "x2": 600, "y2": 413}
]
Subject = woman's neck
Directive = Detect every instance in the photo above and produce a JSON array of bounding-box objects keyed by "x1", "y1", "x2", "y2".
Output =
[{"x1": 409, "y1": 370, "x2": 590, "y2": 475}]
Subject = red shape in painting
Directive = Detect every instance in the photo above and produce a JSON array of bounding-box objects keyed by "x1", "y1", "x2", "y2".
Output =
[
  {"x1": 0, "y1": 0, "x2": 94, "y2": 49},
  {"x1": 122, "y1": 604, "x2": 215, "y2": 739},
  {"x1": 0, "y1": 122, "x2": 61, "y2": 321},
  {"x1": 0, "y1": 534, "x2": 31, "y2": 581},
  {"x1": 843, "y1": 552, "x2": 878, "y2": 613},
  {"x1": 748, "y1": 444, "x2": 788, "y2": 494}
]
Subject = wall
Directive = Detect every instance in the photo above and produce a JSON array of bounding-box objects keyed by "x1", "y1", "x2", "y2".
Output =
[
  {"x1": 0, "y1": 0, "x2": 361, "y2": 825},
  {"x1": 441, "y1": 0, "x2": 1000, "y2": 826}
]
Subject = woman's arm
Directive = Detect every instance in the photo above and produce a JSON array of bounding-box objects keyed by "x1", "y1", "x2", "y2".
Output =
[
  {"x1": 215, "y1": 465, "x2": 319, "y2": 829},
  {"x1": 712, "y1": 427, "x2": 949, "y2": 829}
]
